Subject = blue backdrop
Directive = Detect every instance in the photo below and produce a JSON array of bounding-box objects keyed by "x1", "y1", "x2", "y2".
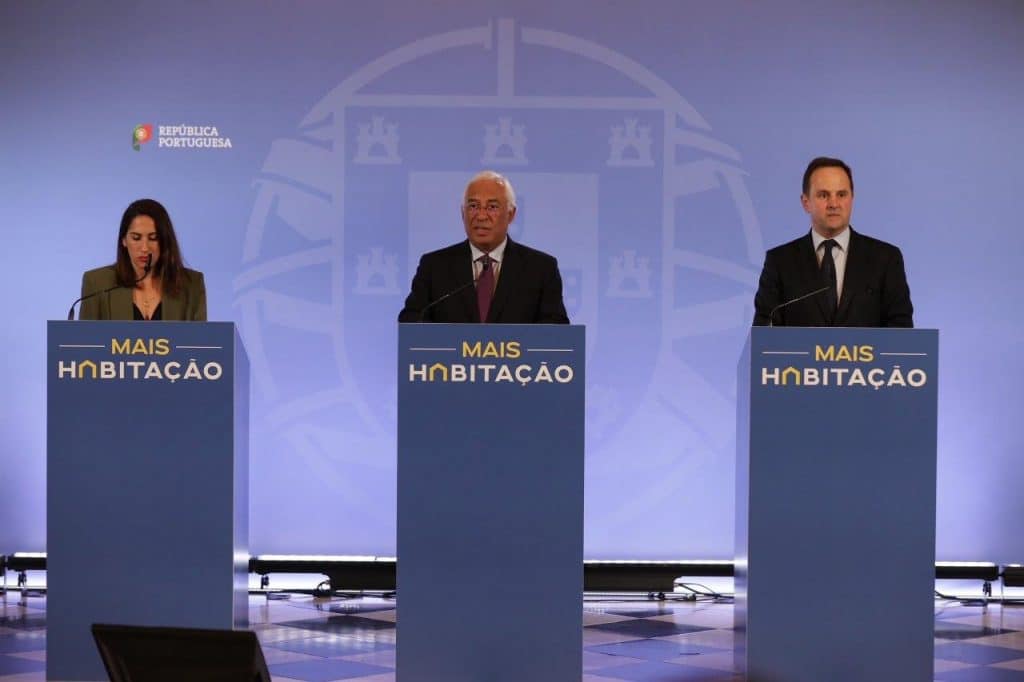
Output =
[{"x1": 3, "y1": 0, "x2": 1022, "y2": 562}]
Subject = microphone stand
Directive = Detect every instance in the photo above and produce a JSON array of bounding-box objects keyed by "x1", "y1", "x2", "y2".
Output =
[
  {"x1": 68, "y1": 257, "x2": 152, "y2": 320},
  {"x1": 768, "y1": 285, "x2": 831, "y2": 327}
]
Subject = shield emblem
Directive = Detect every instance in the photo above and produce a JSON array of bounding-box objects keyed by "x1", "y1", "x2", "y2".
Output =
[{"x1": 235, "y1": 18, "x2": 762, "y2": 554}]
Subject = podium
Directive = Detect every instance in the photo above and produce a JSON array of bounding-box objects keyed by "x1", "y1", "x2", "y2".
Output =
[
  {"x1": 46, "y1": 321, "x2": 249, "y2": 681},
  {"x1": 736, "y1": 327, "x2": 938, "y2": 681},
  {"x1": 396, "y1": 324, "x2": 585, "y2": 682}
]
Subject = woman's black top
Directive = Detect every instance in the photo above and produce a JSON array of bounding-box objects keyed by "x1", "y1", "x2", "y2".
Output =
[{"x1": 132, "y1": 302, "x2": 163, "y2": 321}]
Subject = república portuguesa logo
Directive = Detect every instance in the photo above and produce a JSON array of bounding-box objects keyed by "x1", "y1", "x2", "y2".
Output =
[
  {"x1": 131, "y1": 123, "x2": 232, "y2": 151},
  {"x1": 132, "y1": 124, "x2": 153, "y2": 151}
]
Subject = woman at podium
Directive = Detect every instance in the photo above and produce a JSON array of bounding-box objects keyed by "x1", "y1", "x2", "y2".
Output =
[{"x1": 79, "y1": 199, "x2": 206, "y2": 321}]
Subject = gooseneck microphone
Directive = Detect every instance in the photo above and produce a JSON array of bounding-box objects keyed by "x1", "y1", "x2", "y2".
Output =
[
  {"x1": 67, "y1": 255, "x2": 152, "y2": 320},
  {"x1": 417, "y1": 276, "x2": 478, "y2": 322},
  {"x1": 768, "y1": 285, "x2": 831, "y2": 327}
]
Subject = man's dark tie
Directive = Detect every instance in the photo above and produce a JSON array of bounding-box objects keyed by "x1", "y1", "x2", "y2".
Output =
[
  {"x1": 820, "y1": 239, "x2": 838, "y2": 318},
  {"x1": 476, "y1": 255, "x2": 494, "y2": 323}
]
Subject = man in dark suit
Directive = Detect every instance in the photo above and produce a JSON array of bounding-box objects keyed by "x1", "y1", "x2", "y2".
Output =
[
  {"x1": 398, "y1": 171, "x2": 570, "y2": 324},
  {"x1": 752, "y1": 157, "x2": 913, "y2": 327}
]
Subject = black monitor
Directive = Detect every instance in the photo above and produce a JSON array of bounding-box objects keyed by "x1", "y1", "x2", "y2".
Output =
[{"x1": 91, "y1": 623, "x2": 271, "y2": 682}]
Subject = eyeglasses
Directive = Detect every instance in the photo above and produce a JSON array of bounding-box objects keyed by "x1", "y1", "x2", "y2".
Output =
[{"x1": 464, "y1": 202, "x2": 506, "y2": 216}]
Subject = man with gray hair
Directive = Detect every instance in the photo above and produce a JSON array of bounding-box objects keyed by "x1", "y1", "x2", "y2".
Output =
[{"x1": 398, "y1": 171, "x2": 570, "y2": 324}]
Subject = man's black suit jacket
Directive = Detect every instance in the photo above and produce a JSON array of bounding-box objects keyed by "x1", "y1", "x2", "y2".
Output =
[
  {"x1": 398, "y1": 239, "x2": 570, "y2": 323},
  {"x1": 752, "y1": 228, "x2": 913, "y2": 327}
]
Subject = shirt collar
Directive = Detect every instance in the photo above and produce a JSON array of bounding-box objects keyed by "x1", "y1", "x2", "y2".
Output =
[
  {"x1": 470, "y1": 237, "x2": 508, "y2": 264},
  {"x1": 811, "y1": 226, "x2": 851, "y2": 252}
]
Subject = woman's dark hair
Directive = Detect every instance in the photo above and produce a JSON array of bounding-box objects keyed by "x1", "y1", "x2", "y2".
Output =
[{"x1": 115, "y1": 198, "x2": 189, "y2": 295}]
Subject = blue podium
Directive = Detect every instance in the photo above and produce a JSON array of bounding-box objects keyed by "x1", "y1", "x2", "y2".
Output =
[
  {"x1": 46, "y1": 321, "x2": 249, "y2": 681},
  {"x1": 736, "y1": 327, "x2": 938, "y2": 681},
  {"x1": 396, "y1": 323, "x2": 585, "y2": 682}
]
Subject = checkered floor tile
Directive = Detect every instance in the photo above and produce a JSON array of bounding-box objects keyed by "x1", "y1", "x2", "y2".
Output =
[{"x1": 2, "y1": 592, "x2": 1024, "y2": 680}]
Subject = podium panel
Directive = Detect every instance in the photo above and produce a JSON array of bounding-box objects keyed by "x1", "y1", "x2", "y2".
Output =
[
  {"x1": 397, "y1": 324, "x2": 584, "y2": 682},
  {"x1": 736, "y1": 327, "x2": 938, "y2": 682},
  {"x1": 46, "y1": 321, "x2": 249, "y2": 681}
]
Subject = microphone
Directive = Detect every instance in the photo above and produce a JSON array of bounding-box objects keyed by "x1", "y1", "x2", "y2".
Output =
[
  {"x1": 417, "y1": 277, "x2": 478, "y2": 322},
  {"x1": 767, "y1": 285, "x2": 831, "y2": 327},
  {"x1": 67, "y1": 283, "x2": 122, "y2": 320},
  {"x1": 67, "y1": 255, "x2": 154, "y2": 320}
]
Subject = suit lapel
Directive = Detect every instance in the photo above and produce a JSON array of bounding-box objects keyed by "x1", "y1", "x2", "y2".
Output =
[
  {"x1": 835, "y1": 228, "x2": 866, "y2": 324},
  {"x1": 110, "y1": 287, "x2": 134, "y2": 320},
  {"x1": 797, "y1": 233, "x2": 831, "y2": 323},
  {"x1": 452, "y1": 241, "x2": 479, "y2": 322},
  {"x1": 486, "y1": 239, "x2": 518, "y2": 323},
  {"x1": 162, "y1": 291, "x2": 184, "y2": 321}
]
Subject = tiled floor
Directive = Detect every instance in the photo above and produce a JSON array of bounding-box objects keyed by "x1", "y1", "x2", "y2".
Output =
[{"x1": 2, "y1": 592, "x2": 1024, "y2": 680}]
